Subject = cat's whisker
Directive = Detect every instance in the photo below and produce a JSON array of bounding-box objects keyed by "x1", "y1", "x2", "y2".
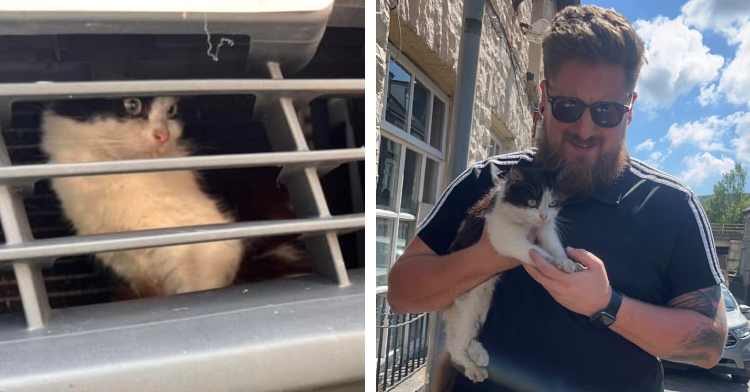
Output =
[
  {"x1": 555, "y1": 227, "x2": 569, "y2": 245},
  {"x1": 555, "y1": 216, "x2": 574, "y2": 227},
  {"x1": 553, "y1": 220, "x2": 573, "y2": 243}
]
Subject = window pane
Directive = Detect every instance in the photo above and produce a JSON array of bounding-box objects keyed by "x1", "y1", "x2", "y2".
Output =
[
  {"x1": 488, "y1": 136, "x2": 502, "y2": 157},
  {"x1": 400, "y1": 148, "x2": 423, "y2": 216},
  {"x1": 376, "y1": 217, "x2": 394, "y2": 287},
  {"x1": 429, "y1": 98, "x2": 446, "y2": 151},
  {"x1": 422, "y1": 157, "x2": 440, "y2": 205},
  {"x1": 410, "y1": 80, "x2": 429, "y2": 141},
  {"x1": 385, "y1": 61, "x2": 411, "y2": 131},
  {"x1": 397, "y1": 220, "x2": 417, "y2": 261},
  {"x1": 377, "y1": 136, "x2": 401, "y2": 212}
]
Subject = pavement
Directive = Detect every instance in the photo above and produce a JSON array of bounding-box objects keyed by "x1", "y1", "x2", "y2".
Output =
[{"x1": 388, "y1": 368, "x2": 425, "y2": 392}]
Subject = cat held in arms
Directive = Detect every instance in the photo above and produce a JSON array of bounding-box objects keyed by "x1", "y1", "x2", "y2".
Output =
[
  {"x1": 434, "y1": 165, "x2": 584, "y2": 390},
  {"x1": 39, "y1": 96, "x2": 244, "y2": 298}
]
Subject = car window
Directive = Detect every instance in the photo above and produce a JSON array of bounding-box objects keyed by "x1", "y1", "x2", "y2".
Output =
[{"x1": 723, "y1": 287, "x2": 737, "y2": 311}]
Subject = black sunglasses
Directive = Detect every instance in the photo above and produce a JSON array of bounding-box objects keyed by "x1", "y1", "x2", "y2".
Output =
[{"x1": 545, "y1": 86, "x2": 633, "y2": 128}]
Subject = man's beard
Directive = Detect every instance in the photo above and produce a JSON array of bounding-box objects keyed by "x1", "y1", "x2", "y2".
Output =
[{"x1": 535, "y1": 125, "x2": 629, "y2": 196}]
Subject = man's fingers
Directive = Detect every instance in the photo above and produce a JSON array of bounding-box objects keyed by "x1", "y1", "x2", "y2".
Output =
[
  {"x1": 529, "y1": 249, "x2": 568, "y2": 280},
  {"x1": 565, "y1": 247, "x2": 600, "y2": 270},
  {"x1": 525, "y1": 250, "x2": 560, "y2": 288}
]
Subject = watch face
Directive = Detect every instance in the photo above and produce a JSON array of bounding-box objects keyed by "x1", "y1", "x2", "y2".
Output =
[{"x1": 602, "y1": 312, "x2": 615, "y2": 326}]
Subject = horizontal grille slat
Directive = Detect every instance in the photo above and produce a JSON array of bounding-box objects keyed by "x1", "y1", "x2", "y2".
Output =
[
  {"x1": 0, "y1": 148, "x2": 364, "y2": 183},
  {"x1": 0, "y1": 79, "x2": 364, "y2": 100},
  {"x1": 0, "y1": 213, "x2": 364, "y2": 263}
]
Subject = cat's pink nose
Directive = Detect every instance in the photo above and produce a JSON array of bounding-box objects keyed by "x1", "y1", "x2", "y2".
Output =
[
  {"x1": 540, "y1": 212, "x2": 548, "y2": 220},
  {"x1": 153, "y1": 130, "x2": 170, "y2": 144}
]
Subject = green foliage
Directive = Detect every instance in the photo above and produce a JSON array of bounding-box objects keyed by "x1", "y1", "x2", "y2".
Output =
[{"x1": 703, "y1": 163, "x2": 750, "y2": 224}]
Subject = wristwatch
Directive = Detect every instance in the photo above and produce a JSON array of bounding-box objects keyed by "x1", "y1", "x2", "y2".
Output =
[{"x1": 589, "y1": 290, "x2": 622, "y2": 329}]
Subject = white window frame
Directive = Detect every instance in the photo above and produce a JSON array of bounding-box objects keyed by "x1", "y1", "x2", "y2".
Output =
[
  {"x1": 487, "y1": 132, "x2": 503, "y2": 158},
  {"x1": 380, "y1": 48, "x2": 448, "y2": 162},
  {"x1": 376, "y1": 47, "x2": 449, "y2": 291}
]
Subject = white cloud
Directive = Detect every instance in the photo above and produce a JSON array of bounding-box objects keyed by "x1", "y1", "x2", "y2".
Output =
[
  {"x1": 663, "y1": 114, "x2": 736, "y2": 151},
  {"x1": 680, "y1": 152, "x2": 735, "y2": 187},
  {"x1": 698, "y1": 84, "x2": 719, "y2": 106},
  {"x1": 729, "y1": 112, "x2": 750, "y2": 162},
  {"x1": 717, "y1": 22, "x2": 750, "y2": 108},
  {"x1": 669, "y1": 111, "x2": 750, "y2": 164},
  {"x1": 681, "y1": 0, "x2": 750, "y2": 35},
  {"x1": 645, "y1": 150, "x2": 668, "y2": 169},
  {"x1": 633, "y1": 16, "x2": 724, "y2": 109},
  {"x1": 679, "y1": 1, "x2": 750, "y2": 107},
  {"x1": 635, "y1": 139, "x2": 655, "y2": 152}
]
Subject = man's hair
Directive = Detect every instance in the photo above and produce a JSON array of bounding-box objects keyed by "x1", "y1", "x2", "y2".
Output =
[{"x1": 542, "y1": 5, "x2": 646, "y2": 91}]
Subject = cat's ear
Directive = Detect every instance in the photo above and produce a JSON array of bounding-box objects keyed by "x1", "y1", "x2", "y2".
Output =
[{"x1": 507, "y1": 166, "x2": 525, "y2": 183}]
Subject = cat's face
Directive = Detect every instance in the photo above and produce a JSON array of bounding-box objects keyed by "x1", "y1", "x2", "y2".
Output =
[
  {"x1": 41, "y1": 96, "x2": 184, "y2": 160},
  {"x1": 499, "y1": 166, "x2": 561, "y2": 227}
]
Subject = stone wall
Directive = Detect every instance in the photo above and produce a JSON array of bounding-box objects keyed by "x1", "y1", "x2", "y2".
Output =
[
  {"x1": 376, "y1": 0, "x2": 554, "y2": 186},
  {"x1": 469, "y1": 0, "x2": 535, "y2": 167},
  {"x1": 375, "y1": 0, "x2": 391, "y2": 185}
]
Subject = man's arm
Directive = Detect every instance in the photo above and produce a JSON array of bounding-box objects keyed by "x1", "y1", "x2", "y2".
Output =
[
  {"x1": 387, "y1": 225, "x2": 520, "y2": 315},
  {"x1": 523, "y1": 247, "x2": 727, "y2": 369},
  {"x1": 610, "y1": 285, "x2": 726, "y2": 368}
]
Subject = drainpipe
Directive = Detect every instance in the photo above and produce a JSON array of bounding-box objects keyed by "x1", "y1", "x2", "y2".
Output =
[
  {"x1": 446, "y1": 0, "x2": 486, "y2": 182},
  {"x1": 423, "y1": 2, "x2": 486, "y2": 391}
]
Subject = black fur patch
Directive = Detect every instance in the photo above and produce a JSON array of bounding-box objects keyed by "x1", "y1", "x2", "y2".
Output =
[
  {"x1": 501, "y1": 166, "x2": 559, "y2": 209},
  {"x1": 45, "y1": 97, "x2": 179, "y2": 123},
  {"x1": 448, "y1": 186, "x2": 500, "y2": 253}
]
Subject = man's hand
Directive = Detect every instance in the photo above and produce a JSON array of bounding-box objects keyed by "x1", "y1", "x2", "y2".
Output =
[
  {"x1": 522, "y1": 245, "x2": 726, "y2": 369},
  {"x1": 522, "y1": 246, "x2": 610, "y2": 317}
]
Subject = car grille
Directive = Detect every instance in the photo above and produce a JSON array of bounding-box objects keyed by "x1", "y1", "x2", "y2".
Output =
[{"x1": 727, "y1": 333, "x2": 738, "y2": 348}]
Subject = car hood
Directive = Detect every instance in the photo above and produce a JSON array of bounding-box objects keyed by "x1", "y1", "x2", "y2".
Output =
[{"x1": 727, "y1": 307, "x2": 748, "y2": 330}]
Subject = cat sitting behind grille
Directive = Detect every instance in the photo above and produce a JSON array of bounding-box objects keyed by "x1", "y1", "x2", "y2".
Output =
[{"x1": 39, "y1": 96, "x2": 245, "y2": 297}]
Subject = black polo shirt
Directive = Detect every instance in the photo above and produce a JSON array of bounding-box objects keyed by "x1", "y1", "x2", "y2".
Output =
[{"x1": 416, "y1": 149, "x2": 724, "y2": 392}]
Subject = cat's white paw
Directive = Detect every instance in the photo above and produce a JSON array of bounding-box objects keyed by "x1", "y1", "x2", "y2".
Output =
[
  {"x1": 551, "y1": 258, "x2": 580, "y2": 273},
  {"x1": 468, "y1": 340, "x2": 489, "y2": 367},
  {"x1": 463, "y1": 364, "x2": 489, "y2": 383}
]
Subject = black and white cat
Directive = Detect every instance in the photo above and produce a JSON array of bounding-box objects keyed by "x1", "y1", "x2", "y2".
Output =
[
  {"x1": 39, "y1": 96, "x2": 245, "y2": 297},
  {"x1": 440, "y1": 165, "x2": 583, "y2": 384}
]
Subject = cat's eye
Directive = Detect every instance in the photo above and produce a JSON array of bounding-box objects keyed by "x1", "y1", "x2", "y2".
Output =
[
  {"x1": 527, "y1": 200, "x2": 537, "y2": 207},
  {"x1": 123, "y1": 98, "x2": 142, "y2": 116},
  {"x1": 549, "y1": 201, "x2": 557, "y2": 207},
  {"x1": 167, "y1": 104, "x2": 178, "y2": 119}
]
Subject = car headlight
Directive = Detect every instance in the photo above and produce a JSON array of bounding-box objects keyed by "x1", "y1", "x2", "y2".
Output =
[{"x1": 734, "y1": 325, "x2": 750, "y2": 338}]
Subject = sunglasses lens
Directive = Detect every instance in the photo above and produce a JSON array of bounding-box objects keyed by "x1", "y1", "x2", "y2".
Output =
[
  {"x1": 551, "y1": 97, "x2": 584, "y2": 123},
  {"x1": 591, "y1": 103, "x2": 626, "y2": 128}
]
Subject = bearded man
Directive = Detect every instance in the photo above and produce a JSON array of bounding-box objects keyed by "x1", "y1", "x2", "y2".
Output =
[{"x1": 386, "y1": 5, "x2": 728, "y2": 392}]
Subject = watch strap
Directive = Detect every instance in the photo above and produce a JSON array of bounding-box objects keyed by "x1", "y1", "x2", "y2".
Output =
[{"x1": 590, "y1": 289, "x2": 622, "y2": 329}]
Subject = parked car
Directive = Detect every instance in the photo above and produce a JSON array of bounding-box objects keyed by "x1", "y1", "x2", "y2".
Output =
[{"x1": 662, "y1": 283, "x2": 750, "y2": 384}]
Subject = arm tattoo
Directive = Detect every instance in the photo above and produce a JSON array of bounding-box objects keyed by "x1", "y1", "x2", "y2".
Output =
[
  {"x1": 663, "y1": 285, "x2": 727, "y2": 366},
  {"x1": 667, "y1": 284, "x2": 721, "y2": 319}
]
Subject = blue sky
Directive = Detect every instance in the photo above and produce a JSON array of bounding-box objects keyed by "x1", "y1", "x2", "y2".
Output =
[{"x1": 579, "y1": 0, "x2": 750, "y2": 195}]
